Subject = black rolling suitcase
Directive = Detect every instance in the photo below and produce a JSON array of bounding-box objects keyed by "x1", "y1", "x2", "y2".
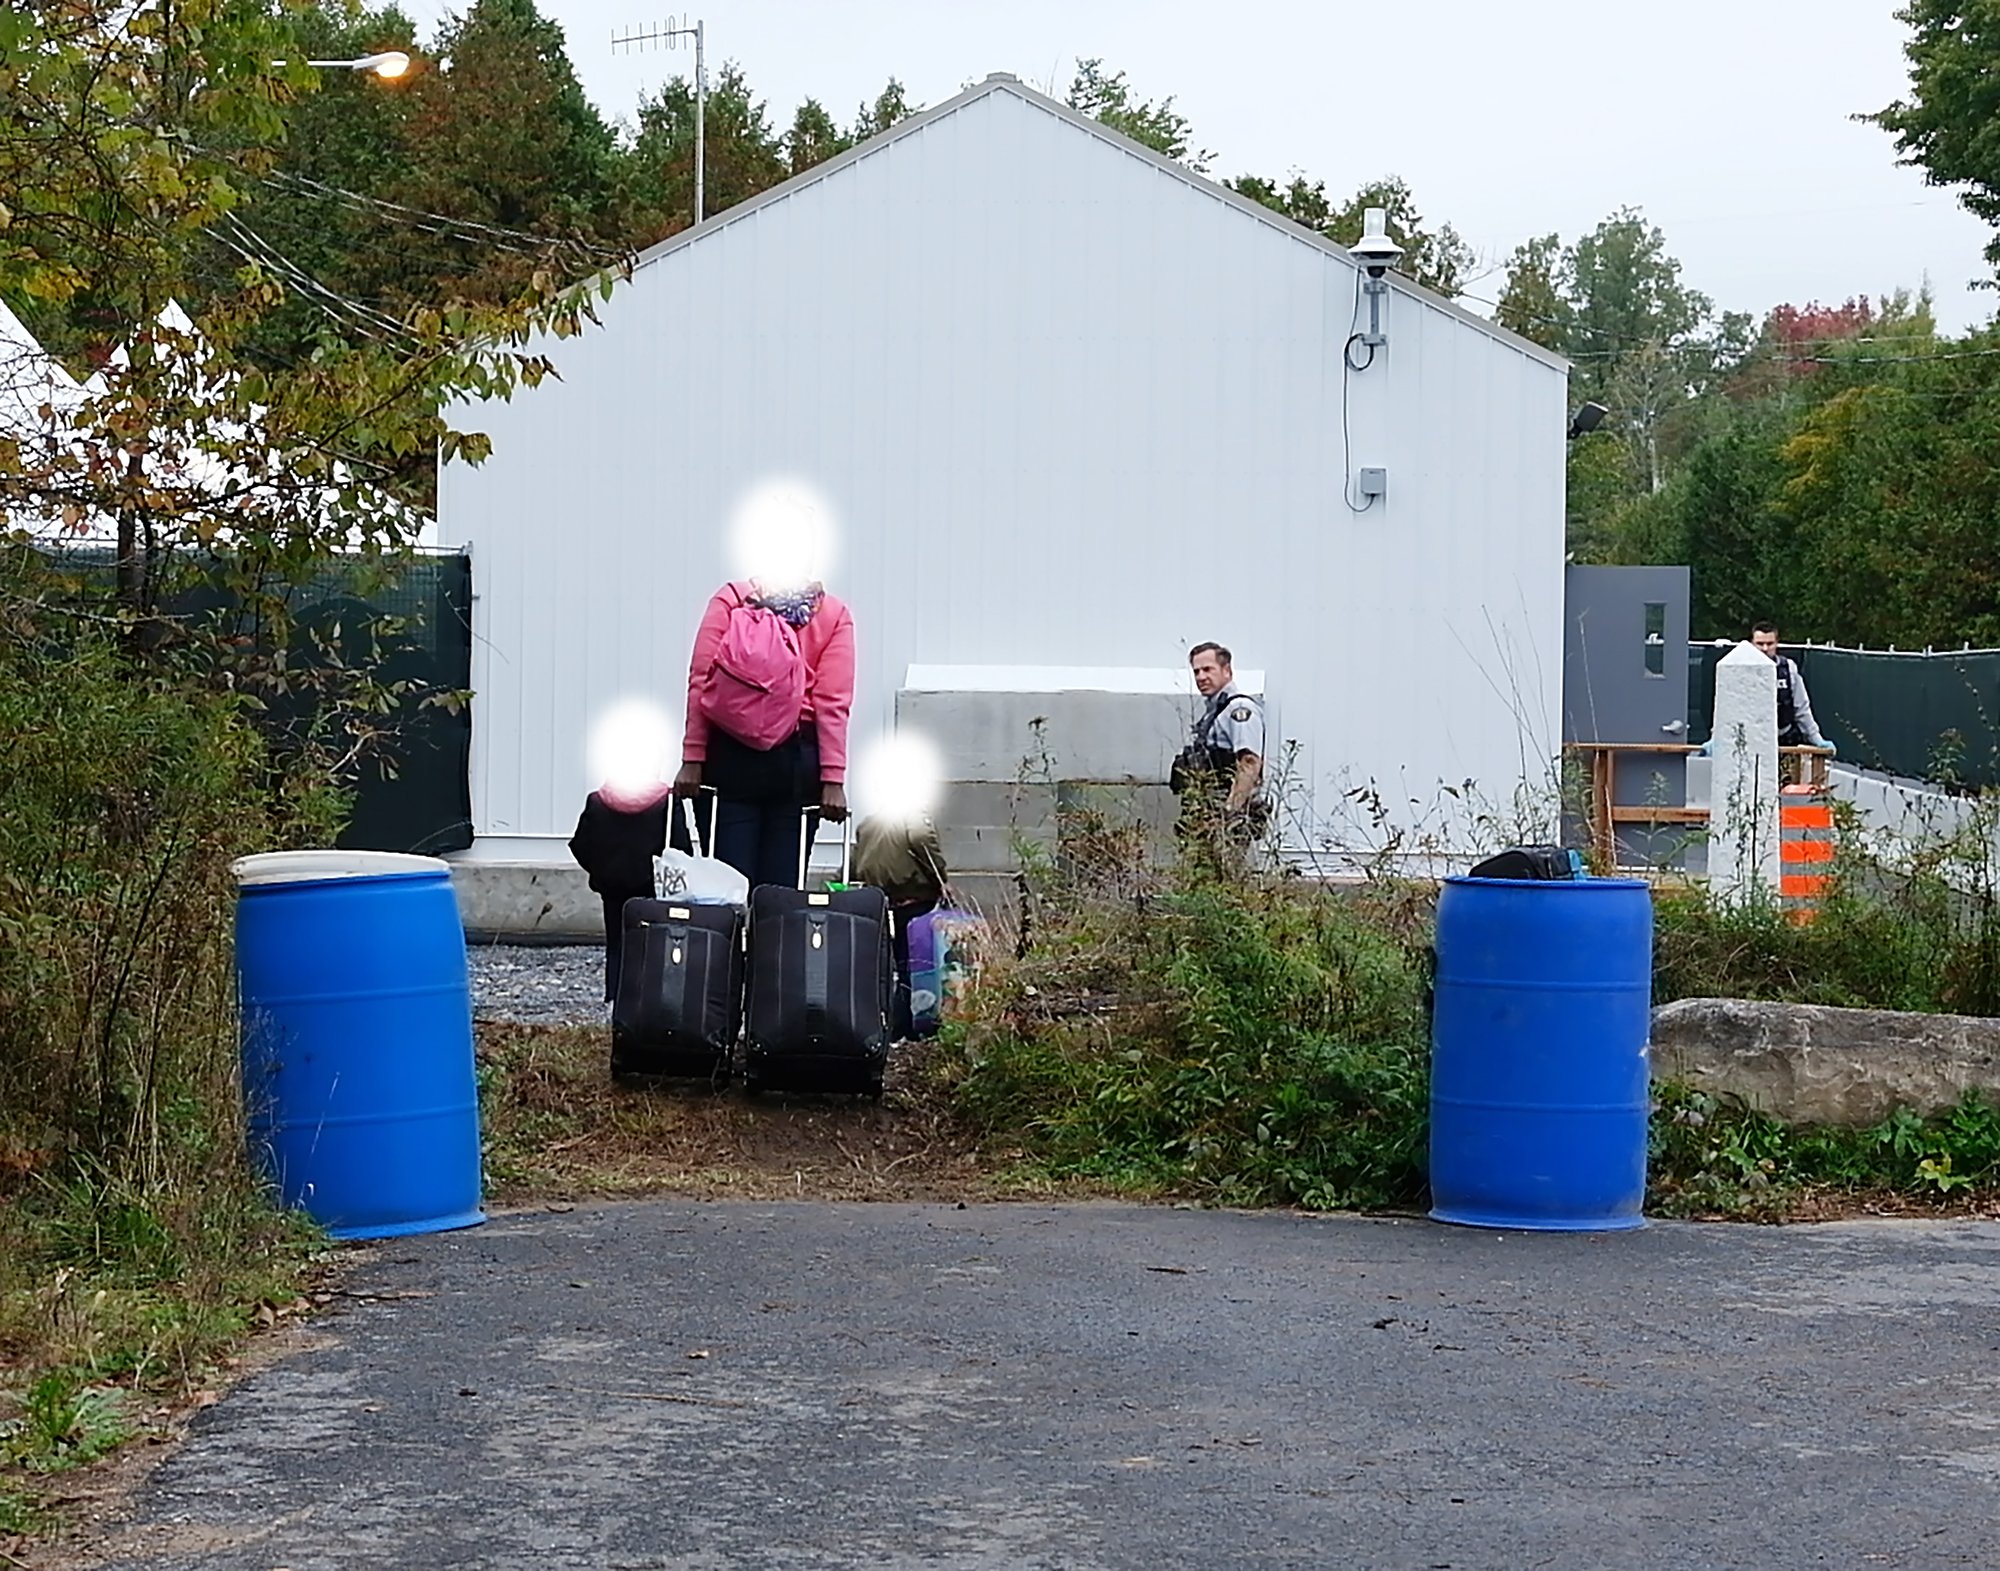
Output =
[
  {"x1": 742, "y1": 819, "x2": 894, "y2": 1097},
  {"x1": 610, "y1": 803, "x2": 746, "y2": 1079}
]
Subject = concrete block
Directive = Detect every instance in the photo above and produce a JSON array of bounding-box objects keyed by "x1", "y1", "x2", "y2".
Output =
[
  {"x1": 1651, "y1": 997, "x2": 2000, "y2": 1126},
  {"x1": 449, "y1": 859, "x2": 601, "y2": 942},
  {"x1": 899, "y1": 689, "x2": 1190, "y2": 783}
]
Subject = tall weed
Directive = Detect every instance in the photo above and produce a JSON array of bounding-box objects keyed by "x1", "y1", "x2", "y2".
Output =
[
  {"x1": 0, "y1": 559, "x2": 336, "y2": 1487},
  {"x1": 948, "y1": 860, "x2": 1433, "y2": 1211}
]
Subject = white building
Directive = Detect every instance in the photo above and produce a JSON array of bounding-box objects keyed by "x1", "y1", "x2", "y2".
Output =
[{"x1": 441, "y1": 73, "x2": 1569, "y2": 871}]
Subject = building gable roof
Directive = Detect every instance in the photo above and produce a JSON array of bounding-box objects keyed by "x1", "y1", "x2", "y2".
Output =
[{"x1": 630, "y1": 72, "x2": 1567, "y2": 373}]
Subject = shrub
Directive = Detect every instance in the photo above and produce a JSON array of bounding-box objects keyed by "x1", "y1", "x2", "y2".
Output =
[{"x1": 946, "y1": 862, "x2": 1434, "y2": 1211}]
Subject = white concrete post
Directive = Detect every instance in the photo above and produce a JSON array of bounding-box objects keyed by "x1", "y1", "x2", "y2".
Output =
[{"x1": 1709, "y1": 641, "x2": 1781, "y2": 903}]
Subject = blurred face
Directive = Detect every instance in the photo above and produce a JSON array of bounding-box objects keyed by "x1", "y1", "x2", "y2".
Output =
[
  {"x1": 589, "y1": 697, "x2": 674, "y2": 795},
  {"x1": 1751, "y1": 628, "x2": 1780, "y2": 661},
  {"x1": 1191, "y1": 649, "x2": 1231, "y2": 697},
  {"x1": 729, "y1": 479, "x2": 835, "y2": 595}
]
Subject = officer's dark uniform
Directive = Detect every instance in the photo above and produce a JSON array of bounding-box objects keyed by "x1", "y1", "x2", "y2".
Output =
[{"x1": 1170, "y1": 683, "x2": 1268, "y2": 840}]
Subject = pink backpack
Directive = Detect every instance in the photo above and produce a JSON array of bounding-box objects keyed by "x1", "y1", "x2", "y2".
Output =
[{"x1": 698, "y1": 584, "x2": 807, "y2": 751}]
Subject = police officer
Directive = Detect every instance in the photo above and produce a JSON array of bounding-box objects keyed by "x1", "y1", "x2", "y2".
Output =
[
  {"x1": 1749, "y1": 621, "x2": 1834, "y2": 754},
  {"x1": 1171, "y1": 641, "x2": 1267, "y2": 839}
]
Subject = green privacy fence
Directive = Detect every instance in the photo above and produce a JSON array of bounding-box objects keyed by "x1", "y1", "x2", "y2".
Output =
[
  {"x1": 32, "y1": 547, "x2": 474, "y2": 853},
  {"x1": 1688, "y1": 642, "x2": 2000, "y2": 788}
]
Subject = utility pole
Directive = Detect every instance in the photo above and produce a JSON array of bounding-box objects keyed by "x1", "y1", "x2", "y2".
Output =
[{"x1": 613, "y1": 16, "x2": 705, "y2": 227}]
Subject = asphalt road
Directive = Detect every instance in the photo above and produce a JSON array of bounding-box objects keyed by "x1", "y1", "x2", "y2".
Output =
[{"x1": 87, "y1": 1203, "x2": 2000, "y2": 1571}]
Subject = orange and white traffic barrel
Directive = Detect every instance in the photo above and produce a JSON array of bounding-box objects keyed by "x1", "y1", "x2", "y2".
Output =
[{"x1": 1779, "y1": 785, "x2": 1831, "y2": 924}]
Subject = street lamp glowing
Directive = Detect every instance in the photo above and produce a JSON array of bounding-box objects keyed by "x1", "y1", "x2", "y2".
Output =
[{"x1": 286, "y1": 51, "x2": 412, "y2": 77}]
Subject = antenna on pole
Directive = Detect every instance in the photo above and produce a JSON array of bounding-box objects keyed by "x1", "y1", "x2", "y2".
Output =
[{"x1": 612, "y1": 16, "x2": 705, "y2": 227}]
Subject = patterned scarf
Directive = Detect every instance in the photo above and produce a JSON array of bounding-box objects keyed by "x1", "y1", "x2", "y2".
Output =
[{"x1": 752, "y1": 582, "x2": 824, "y2": 628}]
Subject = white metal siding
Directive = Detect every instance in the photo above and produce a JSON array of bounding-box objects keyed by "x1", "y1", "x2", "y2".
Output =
[{"x1": 443, "y1": 85, "x2": 1568, "y2": 850}]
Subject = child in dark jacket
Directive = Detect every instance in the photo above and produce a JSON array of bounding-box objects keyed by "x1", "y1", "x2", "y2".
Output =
[{"x1": 568, "y1": 782, "x2": 672, "y2": 1004}]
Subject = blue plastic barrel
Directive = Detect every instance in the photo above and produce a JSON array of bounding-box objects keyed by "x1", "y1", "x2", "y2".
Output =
[
  {"x1": 233, "y1": 851, "x2": 483, "y2": 1241},
  {"x1": 1429, "y1": 875, "x2": 1653, "y2": 1231}
]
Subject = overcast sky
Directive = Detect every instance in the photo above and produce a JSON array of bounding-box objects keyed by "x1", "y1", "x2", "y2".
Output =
[{"x1": 405, "y1": 0, "x2": 1997, "y2": 335}]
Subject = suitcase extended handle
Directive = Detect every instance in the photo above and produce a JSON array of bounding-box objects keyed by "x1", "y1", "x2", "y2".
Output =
[
  {"x1": 797, "y1": 807, "x2": 851, "y2": 890},
  {"x1": 680, "y1": 790, "x2": 717, "y2": 860}
]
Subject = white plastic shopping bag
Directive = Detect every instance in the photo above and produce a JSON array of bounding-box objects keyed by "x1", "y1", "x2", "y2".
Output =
[{"x1": 652, "y1": 797, "x2": 749, "y2": 906}]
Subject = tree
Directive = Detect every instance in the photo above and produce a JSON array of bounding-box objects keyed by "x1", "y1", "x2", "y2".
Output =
[
  {"x1": 207, "y1": 1, "x2": 424, "y2": 369},
  {"x1": 1067, "y1": 59, "x2": 1210, "y2": 171},
  {"x1": 378, "y1": 0, "x2": 619, "y2": 304},
  {"x1": 0, "y1": 0, "x2": 611, "y2": 725},
  {"x1": 1494, "y1": 234, "x2": 1566, "y2": 350},
  {"x1": 624, "y1": 63, "x2": 787, "y2": 244},
  {"x1": 1230, "y1": 172, "x2": 1474, "y2": 297},
  {"x1": 787, "y1": 98, "x2": 849, "y2": 175},
  {"x1": 851, "y1": 78, "x2": 917, "y2": 142},
  {"x1": 1867, "y1": 1, "x2": 2000, "y2": 274},
  {"x1": 1560, "y1": 209, "x2": 1712, "y2": 402}
]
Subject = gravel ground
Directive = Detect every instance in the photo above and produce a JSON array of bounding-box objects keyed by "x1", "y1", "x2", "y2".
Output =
[{"x1": 465, "y1": 940, "x2": 605, "y2": 1027}]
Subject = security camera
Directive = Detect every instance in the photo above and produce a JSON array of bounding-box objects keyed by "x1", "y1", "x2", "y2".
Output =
[{"x1": 1350, "y1": 206, "x2": 1405, "y2": 279}]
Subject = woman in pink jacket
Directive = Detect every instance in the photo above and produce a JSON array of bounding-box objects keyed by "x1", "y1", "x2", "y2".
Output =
[{"x1": 674, "y1": 579, "x2": 855, "y2": 890}]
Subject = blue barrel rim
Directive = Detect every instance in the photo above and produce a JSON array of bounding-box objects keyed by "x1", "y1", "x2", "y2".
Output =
[
  {"x1": 1443, "y1": 874, "x2": 1650, "y2": 889},
  {"x1": 237, "y1": 867, "x2": 453, "y2": 897},
  {"x1": 1430, "y1": 1206, "x2": 1648, "y2": 1233},
  {"x1": 326, "y1": 1207, "x2": 486, "y2": 1242}
]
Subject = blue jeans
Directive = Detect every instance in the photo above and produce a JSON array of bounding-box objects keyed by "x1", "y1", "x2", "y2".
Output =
[{"x1": 713, "y1": 800, "x2": 820, "y2": 892}]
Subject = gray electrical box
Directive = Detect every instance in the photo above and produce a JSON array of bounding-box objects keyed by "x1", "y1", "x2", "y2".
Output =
[{"x1": 1357, "y1": 467, "x2": 1388, "y2": 500}]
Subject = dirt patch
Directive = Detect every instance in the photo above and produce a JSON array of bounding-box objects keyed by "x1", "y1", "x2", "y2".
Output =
[
  {"x1": 476, "y1": 1022, "x2": 1063, "y2": 1206},
  {"x1": 1658, "y1": 1187, "x2": 2000, "y2": 1225}
]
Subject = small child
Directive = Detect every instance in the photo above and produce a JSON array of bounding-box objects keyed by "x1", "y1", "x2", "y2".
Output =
[
  {"x1": 852, "y1": 811, "x2": 949, "y2": 1040},
  {"x1": 568, "y1": 779, "x2": 672, "y2": 1006}
]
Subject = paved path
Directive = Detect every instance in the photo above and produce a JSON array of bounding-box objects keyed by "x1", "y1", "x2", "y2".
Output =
[{"x1": 90, "y1": 1203, "x2": 2000, "y2": 1570}]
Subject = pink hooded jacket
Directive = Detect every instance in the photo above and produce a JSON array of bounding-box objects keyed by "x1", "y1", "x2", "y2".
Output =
[{"x1": 682, "y1": 585, "x2": 856, "y2": 783}]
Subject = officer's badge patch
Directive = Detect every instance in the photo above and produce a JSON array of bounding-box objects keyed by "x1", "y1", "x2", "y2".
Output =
[{"x1": 1231, "y1": 704, "x2": 1253, "y2": 722}]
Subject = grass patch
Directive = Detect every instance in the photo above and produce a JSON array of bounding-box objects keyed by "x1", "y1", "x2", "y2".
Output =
[
  {"x1": 1652, "y1": 793, "x2": 2000, "y2": 1015},
  {"x1": 1650, "y1": 1084, "x2": 2000, "y2": 1218},
  {"x1": 942, "y1": 866, "x2": 1435, "y2": 1212},
  {"x1": 0, "y1": 1175, "x2": 323, "y2": 1482}
]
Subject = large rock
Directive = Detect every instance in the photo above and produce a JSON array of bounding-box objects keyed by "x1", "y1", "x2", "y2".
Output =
[{"x1": 1650, "y1": 997, "x2": 2000, "y2": 1126}]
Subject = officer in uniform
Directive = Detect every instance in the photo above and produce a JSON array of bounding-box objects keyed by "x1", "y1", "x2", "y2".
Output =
[
  {"x1": 1170, "y1": 641, "x2": 1268, "y2": 842},
  {"x1": 1749, "y1": 621, "x2": 1834, "y2": 757}
]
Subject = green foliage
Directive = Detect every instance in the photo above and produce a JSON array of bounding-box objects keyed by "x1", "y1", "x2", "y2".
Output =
[
  {"x1": 0, "y1": 554, "x2": 328, "y2": 1508},
  {"x1": 1067, "y1": 59, "x2": 1210, "y2": 170},
  {"x1": 1231, "y1": 172, "x2": 1474, "y2": 297},
  {"x1": 1611, "y1": 310, "x2": 2000, "y2": 647},
  {"x1": 1652, "y1": 1085, "x2": 2000, "y2": 1214},
  {"x1": 1868, "y1": 1, "x2": 2000, "y2": 275},
  {"x1": 1494, "y1": 233, "x2": 1565, "y2": 348},
  {"x1": 786, "y1": 97, "x2": 850, "y2": 175},
  {"x1": 3, "y1": 1372, "x2": 133, "y2": 1474},
  {"x1": 1497, "y1": 209, "x2": 1750, "y2": 549},
  {"x1": 850, "y1": 78, "x2": 917, "y2": 142},
  {"x1": 624, "y1": 63, "x2": 789, "y2": 244},
  {"x1": 0, "y1": 556, "x2": 339, "y2": 1175},
  {"x1": 948, "y1": 865, "x2": 1433, "y2": 1210},
  {"x1": 1652, "y1": 792, "x2": 2000, "y2": 1017}
]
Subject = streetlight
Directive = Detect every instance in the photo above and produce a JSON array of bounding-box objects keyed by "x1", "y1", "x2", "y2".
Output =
[{"x1": 275, "y1": 51, "x2": 412, "y2": 78}]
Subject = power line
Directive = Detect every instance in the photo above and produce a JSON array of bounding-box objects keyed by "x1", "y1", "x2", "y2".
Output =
[{"x1": 260, "y1": 169, "x2": 628, "y2": 262}]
